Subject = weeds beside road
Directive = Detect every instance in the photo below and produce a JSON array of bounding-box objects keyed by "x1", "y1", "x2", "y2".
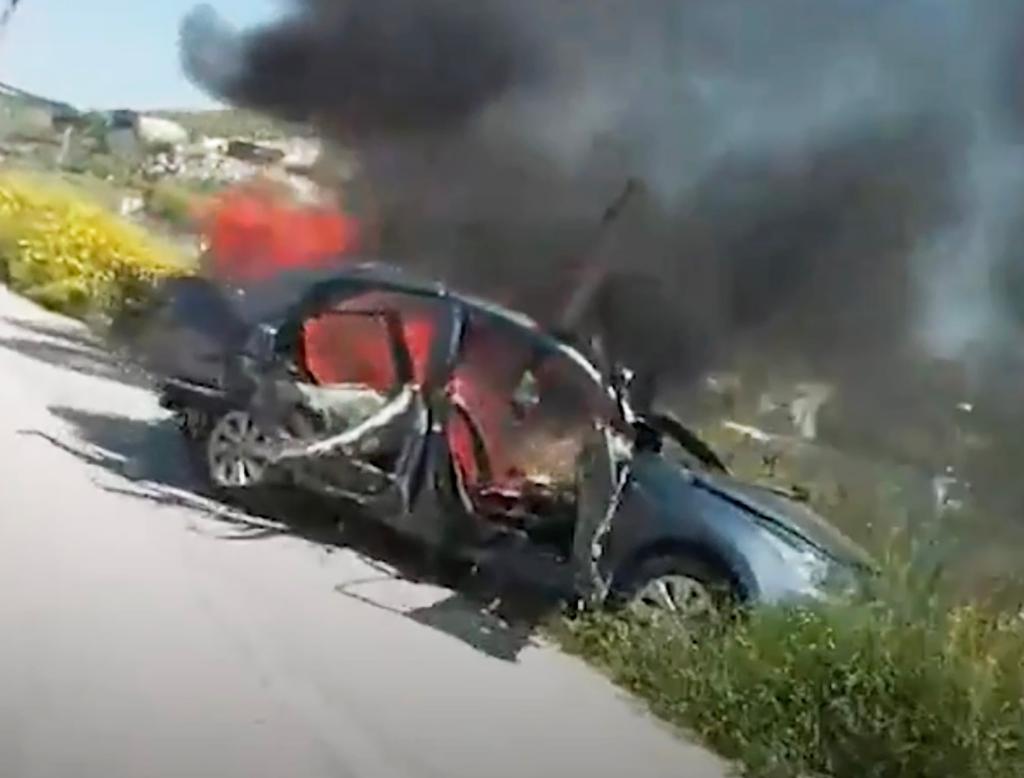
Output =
[{"x1": 559, "y1": 549, "x2": 1024, "y2": 778}]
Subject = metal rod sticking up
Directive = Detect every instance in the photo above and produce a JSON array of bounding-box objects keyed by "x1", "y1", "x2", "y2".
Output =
[{"x1": 558, "y1": 177, "x2": 644, "y2": 335}]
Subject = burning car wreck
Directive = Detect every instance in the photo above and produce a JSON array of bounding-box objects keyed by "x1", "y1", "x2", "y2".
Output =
[{"x1": 134, "y1": 262, "x2": 873, "y2": 616}]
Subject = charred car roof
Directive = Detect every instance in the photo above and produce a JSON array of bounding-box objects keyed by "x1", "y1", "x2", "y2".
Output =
[
  {"x1": 279, "y1": 260, "x2": 539, "y2": 331},
  {"x1": 269, "y1": 260, "x2": 608, "y2": 386}
]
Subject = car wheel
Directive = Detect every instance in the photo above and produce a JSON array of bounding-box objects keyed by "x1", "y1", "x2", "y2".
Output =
[
  {"x1": 205, "y1": 410, "x2": 275, "y2": 491},
  {"x1": 610, "y1": 553, "x2": 739, "y2": 622}
]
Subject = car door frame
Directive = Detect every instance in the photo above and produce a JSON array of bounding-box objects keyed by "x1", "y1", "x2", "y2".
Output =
[
  {"x1": 256, "y1": 284, "x2": 445, "y2": 518},
  {"x1": 372, "y1": 296, "x2": 511, "y2": 548},
  {"x1": 281, "y1": 282, "x2": 489, "y2": 548}
]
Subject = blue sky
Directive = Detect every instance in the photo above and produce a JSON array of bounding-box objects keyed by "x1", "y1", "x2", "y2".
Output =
[{"x1": 0, "y1": 0, "x2": 283, "y2": 110}]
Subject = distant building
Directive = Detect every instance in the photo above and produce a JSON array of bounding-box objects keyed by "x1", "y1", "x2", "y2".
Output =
[
  {"x1": 104, "y1": 109, "x2": 190, "y2": 160},
  {"x1": 104, "y1": 110, "x2": 143, "y2": 160}
]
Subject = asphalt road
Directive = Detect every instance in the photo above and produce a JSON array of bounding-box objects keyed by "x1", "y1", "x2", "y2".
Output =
[{"x1": 0, "y1": 286, "x2": 730, "y2": 778}]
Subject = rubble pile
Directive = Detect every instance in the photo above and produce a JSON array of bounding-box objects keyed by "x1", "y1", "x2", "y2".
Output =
[{"x1": 143, "y1": 135, "x2": 330, "y2": 191}]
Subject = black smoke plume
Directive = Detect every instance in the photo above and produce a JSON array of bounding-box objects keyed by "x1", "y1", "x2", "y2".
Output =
[
  {"x1": 181, "y1": 0, "x2": 1024, "y2": 391},
  {"x1": 182, "y1": 1, "x2": 539, "y2": 136}
]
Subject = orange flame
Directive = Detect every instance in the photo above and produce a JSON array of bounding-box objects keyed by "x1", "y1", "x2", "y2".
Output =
[{"x1": 199, "y1": 181, "x2": 361, "y2": 282}]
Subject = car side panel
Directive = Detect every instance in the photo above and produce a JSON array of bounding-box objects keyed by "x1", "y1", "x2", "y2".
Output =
[{"x1": 601, "y1": 453, "x2": 829, "y2": 603}]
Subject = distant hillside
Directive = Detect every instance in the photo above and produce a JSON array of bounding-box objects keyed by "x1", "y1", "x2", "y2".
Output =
[{"x1": 151, "y1": 108, "x2": 304, "y2": 140}]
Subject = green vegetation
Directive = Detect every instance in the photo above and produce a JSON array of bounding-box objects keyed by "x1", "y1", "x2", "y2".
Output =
[
  {"x1": 0, "y1": 172, "x2": 189, "y2": 320},
  {"x1": 143, "y1": 179, "x2": 205, "y2": 231},
  {"x1": 71, "y1": 153, "x2": 139, "y2": 186},
  {"x1": 562, "y1": 598, "x2": 1024, "y2": 778},
  {"x1": 557, "y1": 517, "x2": 1024, "y2": 778}
]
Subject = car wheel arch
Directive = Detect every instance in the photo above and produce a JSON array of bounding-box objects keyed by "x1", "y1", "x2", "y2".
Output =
[{"x1": 606, "y1": 539, "x2": 755, "y2": 607}]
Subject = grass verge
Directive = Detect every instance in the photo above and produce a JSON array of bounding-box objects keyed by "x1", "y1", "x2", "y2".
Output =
[{"x1": 557, "y1": 569, "x2": 1024, "y2": 778}]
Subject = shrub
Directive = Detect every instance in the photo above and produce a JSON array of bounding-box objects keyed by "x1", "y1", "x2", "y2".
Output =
[
  {"x1": 0, "y1": 172, "x2": 189, "y2": 319},
  {"x1": 76, "y1": 154, "x2": 136, "y2": 185},
  {"x1": 144, "y1": 180, "x2": 204, "y2": 230},
  {"x1": 560, "y1": 581, "x2": 1024, "y2": 778}
]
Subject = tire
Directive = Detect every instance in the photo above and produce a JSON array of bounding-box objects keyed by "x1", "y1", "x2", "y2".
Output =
[
  {"x1": 608, "y1": 552, "x2": 740, "y2": 620},
  {"x1": 177, "y1": 409, "x2": 282, "y2": 510}
]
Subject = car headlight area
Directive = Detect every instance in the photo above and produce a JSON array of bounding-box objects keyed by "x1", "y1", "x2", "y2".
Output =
[{"x1": 756, "y1": 522, "x2": 863, "y2": 603}]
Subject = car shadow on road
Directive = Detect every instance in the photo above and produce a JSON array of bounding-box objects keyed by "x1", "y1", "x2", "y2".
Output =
[
  {"x1": 27, "y1": 403, "x2": 560, "y2": 663},
  {"x1": 0, "y1": 316, "x2": 151, "y2": 389},
  {"x1": 335, "y1": 583, "x2": 540, "y2": 663}
]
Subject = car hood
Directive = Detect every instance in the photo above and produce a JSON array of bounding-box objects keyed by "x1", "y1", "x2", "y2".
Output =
[{"x1": 689, "y1": 469, "x2": 874, "y2": 569}]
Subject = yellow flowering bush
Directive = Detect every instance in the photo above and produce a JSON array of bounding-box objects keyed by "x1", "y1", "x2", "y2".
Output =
[{"x1": 0, "y1": 172, "x2": 190, "y2": 318}]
